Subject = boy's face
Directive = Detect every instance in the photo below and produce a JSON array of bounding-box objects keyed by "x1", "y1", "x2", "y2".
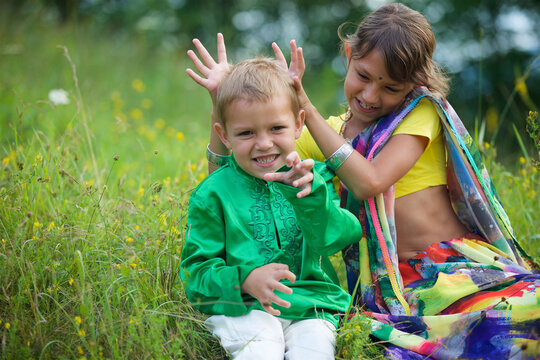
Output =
[{"x1": 215, "y1": 94, "x2": 304, "y2": 179}]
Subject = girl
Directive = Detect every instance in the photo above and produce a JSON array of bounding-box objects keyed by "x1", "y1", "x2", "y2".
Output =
[{"x1": 187, "y1": 3, "x2": 539, "y2": 359}]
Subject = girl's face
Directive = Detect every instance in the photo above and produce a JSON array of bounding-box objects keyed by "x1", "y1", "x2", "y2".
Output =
[{"x1": 344, "y1": 48, "x2": 415, "y2": 129}]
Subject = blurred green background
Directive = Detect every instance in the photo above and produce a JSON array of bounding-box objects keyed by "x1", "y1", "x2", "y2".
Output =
[{"x1": 1, "y1": 0, "x2": 539, "y2": 164}]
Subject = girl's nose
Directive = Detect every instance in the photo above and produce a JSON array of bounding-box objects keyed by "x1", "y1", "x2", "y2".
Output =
[{"x1": 362, "y1": 84, "x2": 379, "y2": 105}]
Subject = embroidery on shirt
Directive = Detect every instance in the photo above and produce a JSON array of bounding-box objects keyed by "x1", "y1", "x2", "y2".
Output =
[
  {"x1": 272, "y1": 192, "x2": 302, "y2": 271},
  {"x1": 248, "y1": 181, "x2": 274, "y2": 264}
]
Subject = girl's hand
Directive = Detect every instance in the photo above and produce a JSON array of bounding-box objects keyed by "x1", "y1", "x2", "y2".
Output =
[
  {"x1": 272, "y1": 40, "x2": 305, "y2": 81},
  {"x1": 264, "y1": 151, "x2": 315, "y2": 198},
  {"x1": 241, "y1": 263, "x2": 296, "y2": 316},
  {"x1": 185, "y1": 33, "x2": 231, "y2": 104},
  {"x1": 272, "y1": 41, "x2": 312, "y2": 112}
]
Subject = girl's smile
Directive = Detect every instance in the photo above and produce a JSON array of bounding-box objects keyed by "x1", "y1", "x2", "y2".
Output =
[{"x1": 344, "y1": 49, "x2": 414, "y2": 130}]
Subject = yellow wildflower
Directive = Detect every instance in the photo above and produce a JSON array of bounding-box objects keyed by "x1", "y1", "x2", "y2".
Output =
[
  {"x1": 132, "y1": 79, "x2": 146, "y2": 93},
  {"x1": 35, "y1": 153, "x2": 43, "y2": 162},
  {"x1": 135, "y1": 225, "x2": 140, "y2": 231},
  {"x1": 75, "y1": 316, "x2": 82, "y2": 324},
  {"x1": 483, "y1": 142, "x2": 490, "y2": 150},
  {"x1": 34, "y1": 221, "x2": 41, "y2": 228},
  {"x1": 137, "y1": 187, "x2": 145, "y2": 197},
  {"x1": 176, "y1": 132, "x2": 185, "y2": 142},
  {"x1": 139, "y1": 204, "x2": 144, "y2": 210},
  {"x1": 2, "y1": 157, "x2": 9, "y2": 165},
  {"x1": 519, "y1": 157, "x2": 526, "y2": 164},
  {"x1": 69, "y1": 278, "x2": 74, "y2": 285},
  {"x1": 84, "y1": 179, "x2": 94, "y2": 187},
  {"x1": 130, "y1": 263, "x2": 137, "y2": 268},
  {"x1": 154, "y1": 118, "x2": 165, "y2": 130},
  {"x1": 79, "y1": 329, "x2": 86, "y2": 336},
  {"x1": 156, "y1": 240, "x2": 162, "y2": 246},
  {"x1": 141, "y1": 98, "x2": 152, "y2": 109},
  {"x1": 47, "y1": 222, "x2": 55, "y2": 231},
  {"x1": 5, "y1": 323, "x2": 10, "y2": 329},
  {"x1": 130, "y1": 108, "x2": 143, "y2": 120},
  {"x1": 78, "y1": 346, "x2": 84, "y2": 355}
]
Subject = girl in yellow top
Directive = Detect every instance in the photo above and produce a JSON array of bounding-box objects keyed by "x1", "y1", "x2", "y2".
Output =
[{"x1": 186, "y1": 3, "x2": 538, "y2": 359}]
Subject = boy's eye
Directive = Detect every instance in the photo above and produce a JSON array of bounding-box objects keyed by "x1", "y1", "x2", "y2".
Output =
[
  {"x1": 386, "y1": 86, "x2": 399, "y2": 93},
  {"x1": 238, "y1": 130, "x2": 253, "y2": 136},
  {"x1": 271, "y1": 125, "x2": 286, "y2": 131}
]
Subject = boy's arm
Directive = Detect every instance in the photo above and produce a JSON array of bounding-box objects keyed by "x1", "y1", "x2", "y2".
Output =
[
  {"x1": 180, "y1": 196, "x2": 256, "y2": 316},
  {"x1": 273, "y1": 162, "x2": 362, "y2": 255}
]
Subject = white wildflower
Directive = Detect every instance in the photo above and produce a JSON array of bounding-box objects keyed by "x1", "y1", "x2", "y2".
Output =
[{"x1": 48, "y1": 89, "x2": 70, "y2": 105}]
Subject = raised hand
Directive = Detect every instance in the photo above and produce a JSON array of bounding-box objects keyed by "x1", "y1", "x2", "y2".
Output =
[
  {"x1": 264, "y1": 151, "x2": 315, "y2": 198},
  {"x1": 185, "y1": 33, "x2": 231, "y2": 104},
  {"x1": 241, "y1": 263, "x2": 296, "y2": 316},
  {"x1": 272, "y1": 40, "x2": 305, "y2": 81}
]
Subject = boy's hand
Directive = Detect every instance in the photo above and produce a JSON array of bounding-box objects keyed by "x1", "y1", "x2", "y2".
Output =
[
  {"x1": 185, "y1": 33, "x2": 231, "y2": 104},
  {"x1": 264, "y1": 151, "x2": 314, "y2": 198},
  {"x1": 241, "y1": 263, "x2": 296, "y2": 316}
]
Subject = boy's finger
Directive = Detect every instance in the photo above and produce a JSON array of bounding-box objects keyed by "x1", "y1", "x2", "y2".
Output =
[
  {"x1": 270, "y1": 294, "x2": 291, "y2": 309},
  {"x1": 296, "y1": 185, "x2": 312, "y2": 198},
  {"x1": 185, "y1": 69, "x2": 207, "y2": 87},
  {"x1": 274, "y1": 282, "x2": 293, "y2": 296},
  {"x1": 187, "y1": 50, "x2": 209, "y2": 76},
  {"x1": 216, "y1": 33, "x2": 228, "y2": 64},
  {"x1": 192, "y1": 38, "x2": 216, "y2": 67}
]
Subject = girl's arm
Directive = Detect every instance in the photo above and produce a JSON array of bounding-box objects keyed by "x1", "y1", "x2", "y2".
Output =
[{"x1": 294, "y1": 79, "x2": 428, "y2": 201}]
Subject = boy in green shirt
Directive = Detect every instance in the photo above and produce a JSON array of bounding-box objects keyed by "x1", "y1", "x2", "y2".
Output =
[{"x1": 181, "y1": 57, "x2": 362, "y2": 359}]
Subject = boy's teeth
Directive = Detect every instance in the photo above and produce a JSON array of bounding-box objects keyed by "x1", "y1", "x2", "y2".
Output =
[{"x1": 256, "y1": 155, "x2": 277, "y2": 164}]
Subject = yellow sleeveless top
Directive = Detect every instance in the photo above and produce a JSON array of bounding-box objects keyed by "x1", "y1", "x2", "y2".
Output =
[{"x1": 295, "y1": 99, "x2": 446, "y2": 198}]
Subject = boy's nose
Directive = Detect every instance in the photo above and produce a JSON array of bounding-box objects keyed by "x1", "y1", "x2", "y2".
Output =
[{"x1": 255, "y1": 134, "x2": 273, "y2": 149}]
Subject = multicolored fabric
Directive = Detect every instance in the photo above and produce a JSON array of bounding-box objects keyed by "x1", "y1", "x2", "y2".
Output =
[{"x1": 341, "y1": 87, "x2": 539, "y2": 359}]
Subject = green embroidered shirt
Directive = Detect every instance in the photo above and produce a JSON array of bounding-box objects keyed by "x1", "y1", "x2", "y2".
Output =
[{"x1": 180, "y1": 156, "x2": 362, "y2": 327}]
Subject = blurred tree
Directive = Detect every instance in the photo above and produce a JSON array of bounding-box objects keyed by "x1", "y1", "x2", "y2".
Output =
[{"x1": 3, "y1": 0, "x2": 539, "y2": 159}]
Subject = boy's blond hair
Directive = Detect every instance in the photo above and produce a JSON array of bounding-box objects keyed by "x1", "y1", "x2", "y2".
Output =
[{"x1": 216, "y1": 58, "x2": 300, "y2": 126}]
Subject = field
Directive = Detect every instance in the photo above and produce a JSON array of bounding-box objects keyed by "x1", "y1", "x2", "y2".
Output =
[{"x1": 1, "y1": 14, "x2": 538, "y2": 360}]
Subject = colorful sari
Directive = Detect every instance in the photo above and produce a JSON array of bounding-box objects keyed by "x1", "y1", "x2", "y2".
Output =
[{"x1": 341, "y1": 87, "x2": 539, "y2": 359}]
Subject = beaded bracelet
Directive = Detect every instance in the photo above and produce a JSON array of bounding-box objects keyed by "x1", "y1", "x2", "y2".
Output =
[
  {"x1": 325, "y1": 141, "x2": 354, "y2": 171},
  {"x1": 206, "y1": 145, "x2": 229, "y2": 166}
]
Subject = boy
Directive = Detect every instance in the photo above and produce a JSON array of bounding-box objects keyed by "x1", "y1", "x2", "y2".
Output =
[{"x1": 180, "y1": 58, "x2": 362, "y2": 359}]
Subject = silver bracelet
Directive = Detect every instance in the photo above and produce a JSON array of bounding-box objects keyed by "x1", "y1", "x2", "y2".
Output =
[
  {"x1": 325, "y1": 141, "x2": 354, "y2": 171},
  {"x1": 206, "y1": 145, "x2": 229, "y2": 166}
]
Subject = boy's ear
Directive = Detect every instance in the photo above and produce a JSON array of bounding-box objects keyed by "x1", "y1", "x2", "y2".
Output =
[
  {"x1": 214, "y1": 122, "x2": 231, "y2": 149},
  {"x1": 294, "y1": 109, "x2": 305, "y2": 139}
]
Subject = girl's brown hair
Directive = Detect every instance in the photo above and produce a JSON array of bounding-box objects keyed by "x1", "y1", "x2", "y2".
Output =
[{"x1": 340, "y1": 3, "x2": 449, "y2": 97}]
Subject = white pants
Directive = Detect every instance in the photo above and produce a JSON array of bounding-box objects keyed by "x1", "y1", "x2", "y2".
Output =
[{"x1": 205, "y1": 310, "x2": 336, "y2": 360}]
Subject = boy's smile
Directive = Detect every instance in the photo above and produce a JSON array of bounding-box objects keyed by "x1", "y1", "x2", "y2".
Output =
[{"x1": 216, "y1": 94, "x2": 304, "y2": 179}]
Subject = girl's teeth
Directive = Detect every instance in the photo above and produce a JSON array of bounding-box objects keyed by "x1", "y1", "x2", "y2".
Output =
[{"x1": 359, "y1": 99, "x2": 376, "y2": 109}]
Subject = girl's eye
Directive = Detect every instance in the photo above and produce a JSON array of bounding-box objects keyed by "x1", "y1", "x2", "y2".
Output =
[
  {"x1": 386, "y1": 86, "x2": 399, "y2": 93},
  {"x1": 238, "y1": 130, "x2": 252, "y2": 136},
  {"x1": 271, "y1": 126, "x2": 285, "y2": 131},
  {"x1": 357, "y1": 72, "x2": 368, "y2": 80}
]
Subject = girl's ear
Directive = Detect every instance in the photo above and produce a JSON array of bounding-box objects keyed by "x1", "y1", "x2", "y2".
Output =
[
  {"x1": 344, "y1": 42, "x2": 351, "y2": 64},
  {"x1": 294, "y1": 109, "x2": 305, "y2": 139},
  {"x1": 214, "y1": 122, "x2": 231, "y2": 150}
]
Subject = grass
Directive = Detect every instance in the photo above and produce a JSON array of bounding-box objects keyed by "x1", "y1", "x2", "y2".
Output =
[{"x1": 1, "y1": 10, "x2": 538, "y2": 360}]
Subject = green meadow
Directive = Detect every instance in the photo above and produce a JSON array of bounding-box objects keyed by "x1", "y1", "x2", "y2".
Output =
[{"x1": 1, "y1": 14, "x2": 538, "y2": 360}]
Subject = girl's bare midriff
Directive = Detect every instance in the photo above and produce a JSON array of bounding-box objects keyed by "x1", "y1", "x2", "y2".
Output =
[{"x1": 395, "y1": 185, "x2": 469, "y2": 262}]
